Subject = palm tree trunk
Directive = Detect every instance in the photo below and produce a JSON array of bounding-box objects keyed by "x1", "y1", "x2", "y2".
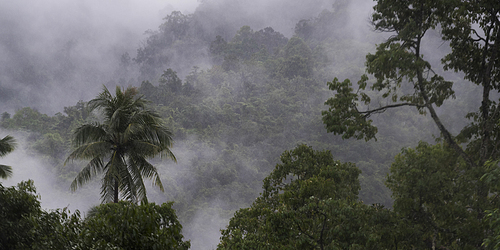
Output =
[{"x1": 114, "y1": 179, "x2": 119, "y2": 203}]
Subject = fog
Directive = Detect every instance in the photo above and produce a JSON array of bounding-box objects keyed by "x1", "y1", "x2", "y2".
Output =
[
  {"x1": 0, "y1": 0, "x2": 390, "y2": 249},
  {"x1": 0, "y1": 0, "x2": 198, "y2": 115},
  {"x1": 0, "y1": 130, "x2": 101, "y2": 211},
  {"x1": 0, "y1": 0, "x2": 372, "y2": 114}
]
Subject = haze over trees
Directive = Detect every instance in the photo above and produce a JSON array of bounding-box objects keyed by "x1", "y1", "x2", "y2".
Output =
[{"x1": 0, "y1": 0, "x2": 499, "y2": 248}]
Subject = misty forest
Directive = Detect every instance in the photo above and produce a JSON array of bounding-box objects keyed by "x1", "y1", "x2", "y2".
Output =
[{"x1": 1, "y1": 0, "x2": 500, "y2": 249}]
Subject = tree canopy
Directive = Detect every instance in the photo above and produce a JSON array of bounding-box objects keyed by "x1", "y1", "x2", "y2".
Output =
[
  {"x1": 220, "y1": 145, "x2": 368, "y2": 249},
  {"x1": 4, "y1": 0, "x2": 500, "y2": 248},
  {"x1": 0, "y1": 180, "x2": 190, "y2": 250}
]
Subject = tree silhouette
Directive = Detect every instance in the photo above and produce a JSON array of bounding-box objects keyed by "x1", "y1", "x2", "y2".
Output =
[{"x1": 66, "y1": 86, "x2": 176, "y2": 203}]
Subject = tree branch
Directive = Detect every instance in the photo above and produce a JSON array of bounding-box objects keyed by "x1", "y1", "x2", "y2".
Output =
[
  {"x1": 471, "y1": 28, "x2": 487, "y2": 43},
  {"x1": 359, "y1": 103, "x2": 425, "y2": 118}
]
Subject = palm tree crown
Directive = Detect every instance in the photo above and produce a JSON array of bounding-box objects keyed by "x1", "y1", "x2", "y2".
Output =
[
  {"x1": 65, "y1": 86, "x2": 175, "y2": 203},
  {"x1": 0, "y1": 135, "x2": 16, "y2": 179}
]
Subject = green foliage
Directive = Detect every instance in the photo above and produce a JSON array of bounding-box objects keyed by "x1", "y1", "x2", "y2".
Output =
[
  {"x1": 481, "y1": 160, "x2": 500, "y2": 248},
  {"x1": 65, "y1": 86, "x2": 176, "y2": 203},
  {"x1": 134, "y1": 10, "x2": 211, "y2": 79},
  {"x1": 320, "y1": 1, "x2": 500, "y2": 248},
  {"x1": 0, "y1": 181, "x2": 81, "y2": 249},
  {"x1": 322, "y1": 0, "x2": 457, "y2": 144},
  {"x1": 440, "y1": 0, "x2": 500, "y2": 88},
  {"x1": 293, "y1": 0, "x2": 372, "y2": 44},
  {"x1": 483, "y1": 208, "x2": 500, "y2": 249},
  {"x1": 323, "y1": 0, "x2": 500, "y2": 168},
  {"x1": 159, "y1": 69, "x2": 183, "y2": 94},
  {"x1": 0, "y1": 180, "x2": 190, "y2": 249},
  {"x1": 229, "y1": 26, "x2": 261, "y2": 61},
  {"x1": 387, "y1": 142, "x2": 490, "y2": 248},
  {"x1": 29, "y1": 208, "x2": 82, "y2": 250},
  {"x1": 219, "y1": 145, "x2": 397, "y2": 249},
  {"x1": 0, "y1": 180, "x2": 40, "y2": 249},
  {"x1": 209, "y1": 26, "x2": 289, "y2": 73},
  {"x1": 32, "y1": 133, "x2": 65, "y2": 160},
  {"x1": 80, "y1": 202, "x2": 190, "y2": 250},
  {"x1": 1, "y1": 2, "x2": 474, "y2": 248},
  {"x1": 2, "y1": 107, "x2": 55, "y2": 134},
  {"x1": 262, "y1": 144, "x2": 361, "y2": 200},
  {"x1": 54, "y1": 100, "x2": 89, "y2": 137},
  {"x1": 439, "y1": 0, "x2": 500, "y2": 164},
  {"x1": 0, "y1": 135, "x2": 15, "y2": 157},
  {"x1": 322, "y1": 77, "x2": 378, "y2": 141},
  {"x1": 1, "y1": 112, "x2": 10, "y2": 121},
  {"x1": 320, "y1": 7, "x2": 500, "y2": 249}
]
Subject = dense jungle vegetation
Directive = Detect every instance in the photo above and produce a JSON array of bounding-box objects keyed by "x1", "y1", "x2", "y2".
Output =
[{"x1": 1, "y1": 0, "x2": 500, "y2": 249}]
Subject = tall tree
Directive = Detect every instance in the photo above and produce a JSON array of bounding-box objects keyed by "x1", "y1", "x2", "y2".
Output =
[
  {"x1": 218, "y1": 145, "x2": 399, "y2": 249},
  {"x1": 439, "y1": 0, "x2": 500, "y2": 167},
  {"x1": 322, "y1": 0, "x2": 500, "y2": 169},
  {"x1": 322, "y1": 0, "x2": 463, "y2": 159},
  {"x1": 65, "y1": 86, "x2": 176, "y2": 203},
  {"x1": 321, "y1": 0, "x2": 500, "y2": 246},
  {"x1": 0, "y1": 135, "x2": 16, "y2": 179}
]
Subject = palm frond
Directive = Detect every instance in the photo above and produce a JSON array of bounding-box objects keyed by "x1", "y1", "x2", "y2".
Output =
[
  {"x1": 101, "y1": 175, "x2": 116, "y2": 203},
  {"x1": 65, "y1": 141, "x2": 112, "y2": 164},
  {"x1": 129, "y1": 140, "x2": 160, "y2": 155},
  {"x1": 129, "y1": 155, "x2": 164, "y2": 192},
  {"x1": 126, "y1": 156, "x2": 156, "y2": 203},
  {"x1": 0, "y1": 164, "x2": 13, "y2": 179},
  {"x1": 136, "y1": 127, "x2": 173, "y2": 147},
  {"x1": 129, "y1": 109, "x2": 162, "y2": 127},
  {"x1": 120, "y1": 162, "x2": 142, "y2": 203},
  {"x1": 130, "y1": 97, "x2": 147, "y2": 111},
  {"x1": 0, "y1": 135, "x2": 16, "y2": 157},
  {"x1": 129, "y1": 140, "x2": 176, "y2": 162},
  {"x1": 109, "y1": 107, "x2": 126, "y2": 132},
  {"x1": 133, "y1": 170, "x2": 148, "y2": 203},
  {"x1": 88, "y1": 85, "x2": 113, "y2": 112},
  {"x1": 128, "y1": 122, "x2": 174, "y2": 147},
  {"x1": 72, "y1": 123, "x2": 108, "y2": 146},
  {"x1": 100, "y1": 160, "x2": 123, "y2": 203},
  {"x1": 70, "y1": 157, "x2": 105, "y2": 191}
]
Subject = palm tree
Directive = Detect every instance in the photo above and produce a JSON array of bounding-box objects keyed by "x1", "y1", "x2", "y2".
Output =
[
  {"x1": 0, "y1": 135, "x2": 16, "y2": 179},
  {"x1": 65, "y1": 86, "x2": 176, "y2": 203}
]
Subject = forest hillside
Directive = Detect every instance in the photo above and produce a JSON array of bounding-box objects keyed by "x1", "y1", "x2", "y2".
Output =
[{"x1": 0, "y1": 0, "x2": 486, "y2": 249}]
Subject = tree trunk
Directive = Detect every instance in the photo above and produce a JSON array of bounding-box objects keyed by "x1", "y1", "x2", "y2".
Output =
[
  {"x1": 114, "y1": 178, "x2": 119, "y2": 203},
  {"x1": 414, "y1": 34, "x2": 475, "y2": 169}
]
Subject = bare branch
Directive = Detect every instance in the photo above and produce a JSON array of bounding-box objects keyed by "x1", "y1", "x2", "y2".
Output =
[
  {"x1": 359, "y1": 102, "x2": 425, "y2": 118},
  {"x1": 471, "y1": 28, "x2": 487, "y2": 42}
]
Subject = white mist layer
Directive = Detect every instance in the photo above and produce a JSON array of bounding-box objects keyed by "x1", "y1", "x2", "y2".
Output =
[
  {"x1": 0, "y1": 0, "x2": 199, "y2": 115},
  {"x1": 0, "y1": 131, "x2": 101, "y2": 213}
]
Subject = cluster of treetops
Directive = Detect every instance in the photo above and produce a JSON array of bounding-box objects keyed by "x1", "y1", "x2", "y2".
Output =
[{"x1": 2, "y1": 0, "x2": 500, "y2": 248}]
